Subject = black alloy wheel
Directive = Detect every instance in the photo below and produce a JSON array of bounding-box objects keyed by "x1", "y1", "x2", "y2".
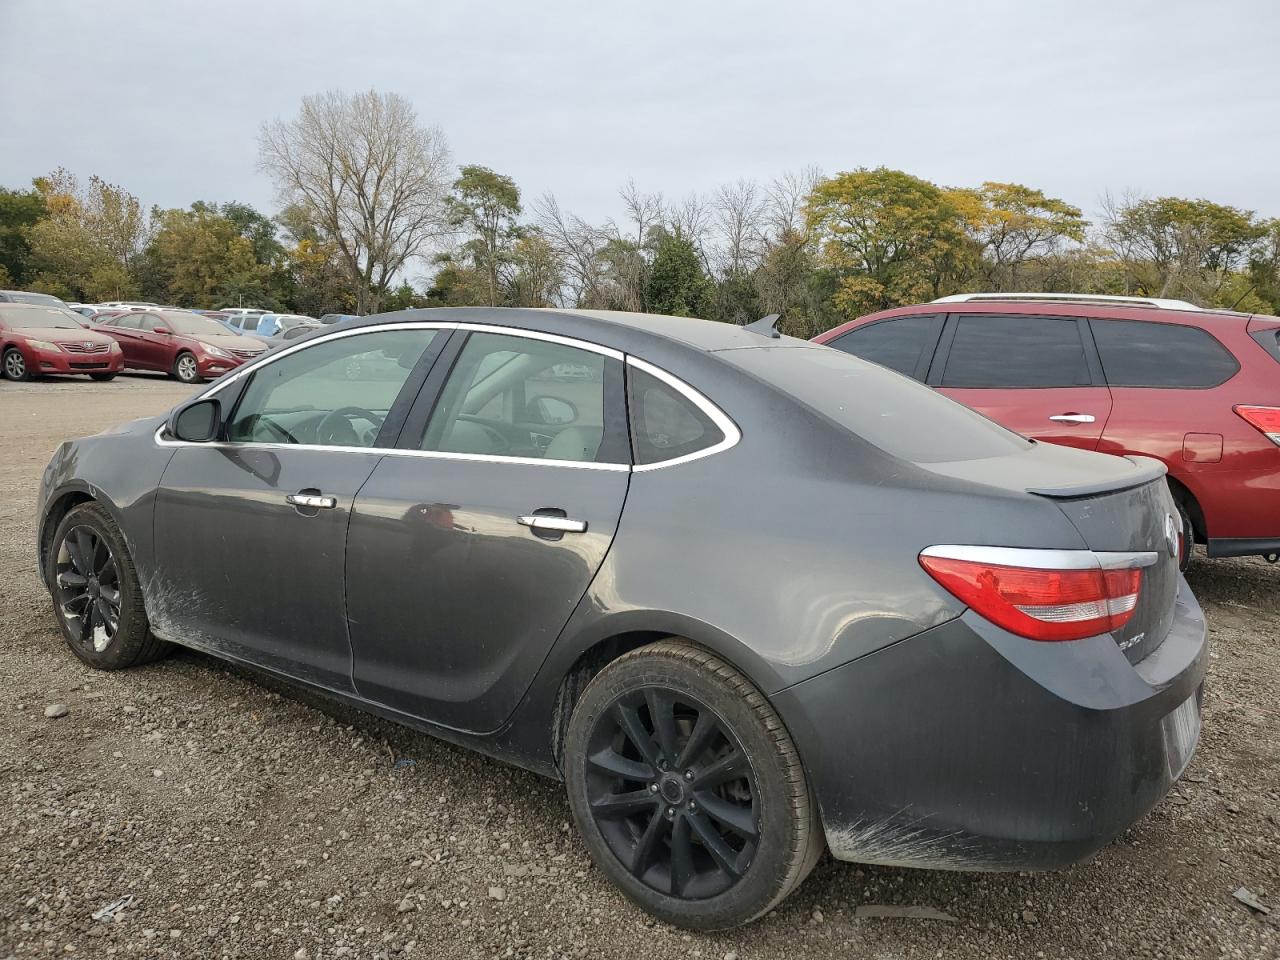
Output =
[
  {"x1": 583, "y1": 687, "x2": 759, "y2": 900},
  {"x1": 53, "y1": 525, "x2": 122, "y2": 655}
]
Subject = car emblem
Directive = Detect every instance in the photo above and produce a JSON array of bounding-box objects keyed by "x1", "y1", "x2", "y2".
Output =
[
  {"x1": 1164, "y1": 514, "x2": 1179, "y2": 558},
  {"x1": 84, "y1": 342, "x2": 93, "y2": 349}
]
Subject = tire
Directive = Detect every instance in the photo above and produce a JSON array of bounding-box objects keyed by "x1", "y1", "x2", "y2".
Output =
[
  {"x1": 89, "y1": 373, "x2": 117, "y2": 382},
  {"x1": 45, "y1": 502, "x2": 170, "y2": 670},
  {"x1": 172, "y1": 352, "x2": 203, "y2": 384},
  {"x1": 3, "y1": 347, "x2": 32, "y2": 381},
  {"x1": 563, "y1": 640, "x2": 824, "y2": 930}
]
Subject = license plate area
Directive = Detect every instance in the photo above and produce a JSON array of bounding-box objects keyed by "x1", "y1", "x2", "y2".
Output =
[{"x1": 1162, "y1": 690, "x2": 1202, "y2": 780}]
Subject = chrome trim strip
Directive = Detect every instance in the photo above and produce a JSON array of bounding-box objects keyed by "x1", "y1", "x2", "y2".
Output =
[
  {"x1": 627, "y1": 356, "x2": 741, "y2": 472},
  {"x1": 448, "y1": 323, "x2": 624, "y2": 361},
  {"x1": 920, "y1": 545, "x2": 1160, "y2": 570}
]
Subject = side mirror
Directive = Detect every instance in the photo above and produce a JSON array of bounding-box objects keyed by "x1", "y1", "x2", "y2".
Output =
[
  {"x1": 153, "y1": 326, "x2": 170, "y2": 335},
  {"x1": 170, "y1": 398, "x2": 222, "y2": 442},
  {"x1": 527, "y1": 395, "x2": 577, "y2": 426}
]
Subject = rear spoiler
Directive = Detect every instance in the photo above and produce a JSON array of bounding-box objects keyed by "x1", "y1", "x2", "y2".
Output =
[{"x1": 1026, "y1": 455, "x2": 1168, "y2": 499}]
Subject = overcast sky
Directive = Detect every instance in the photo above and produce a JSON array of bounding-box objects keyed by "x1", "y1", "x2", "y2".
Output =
[{"x1": 3, "y1": 0, "x2": 1280, "y2": 236}]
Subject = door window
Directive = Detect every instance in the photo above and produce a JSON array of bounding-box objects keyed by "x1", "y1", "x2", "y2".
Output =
[
  {"x1": 628, "y1": 367, "x2": 726, "y2": 465},
  {"x1": 1090, "y1": 318, "x2": 1239, "y2": 387},
  {"x1": 225, "y1": 329, "x2": 438, "y2": 447},
  {"x1": 827, "y1": 314, "x2": 941, "y2": 379},
  {"x1": 111, "y1": 313, "x2": 144, "y2": 329},
  {"x1": 941, "y1": 314, "x2": 1091, "y2": 388},
  {"x1": 421, "y1": 332, "x2": 624, "y2": 463}
]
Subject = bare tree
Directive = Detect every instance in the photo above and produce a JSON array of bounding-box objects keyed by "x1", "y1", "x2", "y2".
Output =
[
  {"x1": 765, "y1": 166, "x2": 823, "y2": 240},
  {"x1": 618, "y1": 179, "x2": 665, "y2": 246},
  {"x1": 533, "y1": 192, "x2": 608, "y2": 306},
  {"x1": 711, "y1": 179, "x2": 766, "y2": 277},
  {"x1": 258, "y1": 90, "x2": 452, "y2": 314}
]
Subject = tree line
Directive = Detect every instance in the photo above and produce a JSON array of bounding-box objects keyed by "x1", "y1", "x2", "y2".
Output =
[{"x1": 3, "y1": 89, "x2": 1279, "y2": 337}]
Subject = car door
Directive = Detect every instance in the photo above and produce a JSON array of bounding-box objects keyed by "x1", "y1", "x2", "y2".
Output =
[
  {"x1": 151, "y1": 325, "x2": 447, "y2": 690},
  {"x1": 932, "y1": 312, "x2": 1112, "y2": 449},
  {"x1": 101, "y1": 312, "x2": 153, "y2": 367},
  {"x1": 345, "y1": 328, "x2": 632, "y2": 732}
]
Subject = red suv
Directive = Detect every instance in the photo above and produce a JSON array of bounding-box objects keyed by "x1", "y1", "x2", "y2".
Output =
[
  {"x1": 97, "y1": 309, "x2": 267, "y2": 383},
  {"x1": 814, "y1": 293, "x2": 1280, "y2": 565},
  {"x1": 0, "y1": 302, "x2": 123, "y2": 381}
]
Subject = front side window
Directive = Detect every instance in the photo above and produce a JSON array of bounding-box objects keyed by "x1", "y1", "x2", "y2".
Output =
[
  {"x1": 828, "y1": 314, "x2": 941, "y2": 379},
  {"x1": 628, "y1": 366, "x2": 725, "y2": 465},
  {"x1": 421, "y1": 332, "x2": 622, "y2": 463},
  {"x1": 1090, "y1": 318, "x2": 1239, "y2": 387},
  {"x1": 941, "y1": 314, "x2": 1091, "y2": 388},
  {"x1": 226, "y1": 329, "x2": 438, "y2": 447},
  {"x1": 111, "y1": 313, "x2": 144, "y2": 330}
]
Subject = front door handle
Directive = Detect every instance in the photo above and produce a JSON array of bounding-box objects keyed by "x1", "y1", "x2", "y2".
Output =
[
  {"x1": 517, "y1": 514, "x2": 587, "y2": 534},
  {"x1": 1048, "y1": 413, "x2": 1096, "y2": 424},
  {"x1": 286, "y1": 493, "x2": 337, "y2": 509}
]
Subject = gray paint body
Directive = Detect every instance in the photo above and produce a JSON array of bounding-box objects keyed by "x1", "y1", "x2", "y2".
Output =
[{"x1": 36, "y1": 307, "x2": 1206, "y2": 871}]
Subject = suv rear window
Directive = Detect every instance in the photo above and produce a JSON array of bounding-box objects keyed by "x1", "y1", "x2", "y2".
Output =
[
  {"x1": 941, "y1": 314, "x2": 1091, "y2": 388},
  {"x1": 827, "y1": 314, "x2": 941, "y2": 379},
  {"x1": 723, "y1": 345, "x2": 1031, "y2": 464},
  {"x1": 1091, "y1": 319, "x2": 1238, "y2": 387}
]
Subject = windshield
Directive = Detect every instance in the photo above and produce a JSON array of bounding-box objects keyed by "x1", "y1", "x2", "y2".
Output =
[
  {"x1": 5, "y1": 291, "x2": 65, "y2": 307},
  {"x1": 0, "y1": 305, "x2": 84, "y2": 329},
  {"x1": 722, "y1": 343, "x2": 1032, "y2": 464},
  {"x1": 161, "y1": 312, "x2": 234, "y2": 336}
]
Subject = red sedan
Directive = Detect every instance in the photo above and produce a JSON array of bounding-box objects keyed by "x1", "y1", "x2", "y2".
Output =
[
  {"x1": 0, "y1": 303, "x2": 124, "y2": 381},
  {"x1": 814, "y1": 293, "x2": 1280, "y2": 565},
  {"x1": 96, "y1": 309, "x2": 268, "y2": 383}
]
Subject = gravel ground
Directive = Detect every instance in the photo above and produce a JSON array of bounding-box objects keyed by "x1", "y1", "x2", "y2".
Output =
[{"x1": 1, "y1": 375, "x2": 1277, "y2": 960}]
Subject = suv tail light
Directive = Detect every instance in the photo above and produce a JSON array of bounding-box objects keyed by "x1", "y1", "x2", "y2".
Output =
[
  {"x1": 919, "y1": 546, "x2": 1155, "y2": 642},
  {"x1": 1234, "y1": 405, "x2": 1280, "y2": 446}
]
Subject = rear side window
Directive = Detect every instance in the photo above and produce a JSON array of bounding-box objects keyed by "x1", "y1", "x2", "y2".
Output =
[
  {"x1": 1089, "y1": 319, "x2": 1238, "y2": 387},
  {"x1": 1252, "y1": 325, "x2": 1280, "y2": 365},
  {"x1": 628, "y1": 366, "x2": 725, "y2": 466},
  {"x1": 827, "y1": 314, "x2": 941, "y2": 380},
  {"x1": 941, "y1": 314, "x2": 1091, "y2": 388}
]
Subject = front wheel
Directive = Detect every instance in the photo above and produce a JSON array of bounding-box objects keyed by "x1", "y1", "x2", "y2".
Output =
[
  {"x1": 1175, "y1": 499, "x2": 1195, "y2": 573},
  {"x1": 46, "y1": 502, "x2": 170, "y2": 670},
  {"x1": 172, "y1": 352, "x2": 203, "y2": 384},
  {"x1": 89, "y1": 372, "x2": 117, "y2": 382},
  {"x1": 563, "y1": 641, "x2": 823, "y2": 930},
  {"x1": 3, "y1": 347, "x2": 32, "y2": 381}
]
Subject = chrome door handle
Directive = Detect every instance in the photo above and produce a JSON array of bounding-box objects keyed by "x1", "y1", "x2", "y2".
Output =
[
  {"x1": 286, "y1": 493, "x2": 337, "y2": 509},
  {"x1": 1048, "y1": 413, "x2": 1096, "y2": 424},
  {"x1": 517, "y1": 514, "x2": 587, "y2": 534}
]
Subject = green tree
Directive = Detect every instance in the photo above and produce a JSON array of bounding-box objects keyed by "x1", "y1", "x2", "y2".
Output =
[
  {"x1": 144, "y1": 205, "x2": 276, "y2": 308},
  {"x1": 948, "y1": 182, "x2": 1087, "y2": 290},
  {"x1": 805, "y1": 167, "x2": 972, "y2": 318},
  {"x1": 645, "y1": 230, "x2": 711, "y2": 317},
  {"x1": 0, "y1": 186, "x2": 46, "y2": 286},
  {"x1": 507, "y1": 231, "x2": 563, "y2": 307},
  {"x1": 447, "y1": 165, "x2": 522, "y2": 306}
]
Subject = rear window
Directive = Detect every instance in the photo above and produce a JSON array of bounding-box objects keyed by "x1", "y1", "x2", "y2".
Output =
[
  {"x1": 724, "y1": 345, "x2": 1032, "y2": 464},
  {"x1": 1251, "y1": 325, "x2": 1280, "y2": 364},
  {"x1": 1091, "y1": 319, "x2": 1239, "y2": 387},
  {"x1": 941, "y1": 314, "x2": 1091, "y2": 388},
  {"x1": 827, "y1": 314, "x2": 941, "y2": 380}
]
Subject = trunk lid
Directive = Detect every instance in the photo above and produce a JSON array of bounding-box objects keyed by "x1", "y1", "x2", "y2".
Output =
[{"x1": 921, "y1": 443, "x2": 1180, "y2": 663}]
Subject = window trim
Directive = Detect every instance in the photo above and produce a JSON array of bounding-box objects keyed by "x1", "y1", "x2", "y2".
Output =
[{"x1": 153, "y1": 320, "x2": 740, "y2": 472}]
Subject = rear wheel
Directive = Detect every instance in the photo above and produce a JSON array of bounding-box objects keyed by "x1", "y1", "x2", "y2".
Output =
[
  {"x1": 3, "y1": 347, "x2": 31, "y2": 381},
  {"x1": 564, "y1": 641, "x2": 823, "y2": 930},
  {"x1": 172, "y1": 352, "x2": 203, "y2": 384},
  {"x1": 46, "y1": 503, "x2": 170, "y2": 670}
]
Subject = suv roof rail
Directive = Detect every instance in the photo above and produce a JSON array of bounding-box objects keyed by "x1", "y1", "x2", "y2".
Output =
[{"x1": 932, "y1": 292, "x2": 1203, "y2": 311}]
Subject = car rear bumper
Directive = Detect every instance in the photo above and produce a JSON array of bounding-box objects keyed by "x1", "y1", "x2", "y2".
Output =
[{"x1": 772, "y1": 577, "x2": 1207, "y2": 871}]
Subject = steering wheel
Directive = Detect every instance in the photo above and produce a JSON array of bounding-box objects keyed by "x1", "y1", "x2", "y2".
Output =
[
  {"x1": 316, "y1": 406, "x2": 385, "y2": 446},
  {"x1": 237, "y1": 413, "x2": 299, "y2": 445}
]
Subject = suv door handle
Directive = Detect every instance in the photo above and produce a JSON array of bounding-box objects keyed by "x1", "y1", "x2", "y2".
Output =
[
  {"x1": 1048, "y1": 413, "x2": 1096, "y2": 424},
  {"x1": 517, "y1": 514, "x2": 587, "y2": 534},
  {"x1": 286, "y1": 493, "x2": 337, "y2": 509}
]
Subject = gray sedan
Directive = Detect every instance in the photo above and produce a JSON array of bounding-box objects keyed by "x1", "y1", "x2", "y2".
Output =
[{"x1": 35, "y1": 307, "x2": 1206, "y2": 929}]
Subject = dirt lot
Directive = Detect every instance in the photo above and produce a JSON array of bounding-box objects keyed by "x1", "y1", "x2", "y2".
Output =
[{"x1": 1, "y1": 375, "x2": 1277, "y2": 960}]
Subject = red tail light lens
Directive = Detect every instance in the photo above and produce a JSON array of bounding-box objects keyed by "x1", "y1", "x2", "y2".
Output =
[
  {"x1": 919, "y1": 549, "x2": 1146, "y2": 642},
  {"x1": 1234, "y1": 405, "x2": 1280, "y2": 446}
]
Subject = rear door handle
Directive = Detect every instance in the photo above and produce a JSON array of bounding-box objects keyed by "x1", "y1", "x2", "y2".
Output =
[
  {"x1": 517, "y1": 514, "x2": 587, "y2": 534},
  {"x1": 1048, "y1": 413, "x2": 1096, "y2": 424},
  {"x1": 286, "y1": 493, "x2": 337, "y2": 509}
]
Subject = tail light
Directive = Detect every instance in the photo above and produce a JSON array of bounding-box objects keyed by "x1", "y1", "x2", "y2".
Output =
[
  {"x1": 919, "y1": 546, "x2": 1154, "y2": 642},
  {"x1": 1234, "y1": 405, "x2": 1280, "y2": 446}
]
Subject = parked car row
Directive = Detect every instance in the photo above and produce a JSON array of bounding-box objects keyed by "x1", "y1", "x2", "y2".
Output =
[
  {"x1": 815, "y1": 292, "x2": 1280, "y2": 565},
  {"x1": 36, "y1": 304, "x2": 1208, "y2": 930}
]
